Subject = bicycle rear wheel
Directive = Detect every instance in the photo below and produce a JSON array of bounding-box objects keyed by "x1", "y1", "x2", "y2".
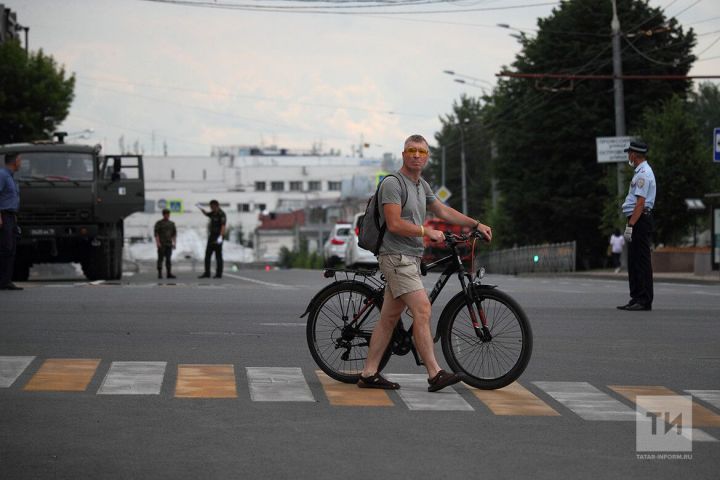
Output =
[
  {"x1": 440, "y1": 288, "x2": 532, "y2": 390},
  {"x1": 306, "y1": 281, "x2": 391, "y2": 383}
]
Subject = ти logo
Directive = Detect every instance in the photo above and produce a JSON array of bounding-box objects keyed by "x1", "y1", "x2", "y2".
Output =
[{"x1": 636, "y1": 395, "x2": 693, "y2": 453}]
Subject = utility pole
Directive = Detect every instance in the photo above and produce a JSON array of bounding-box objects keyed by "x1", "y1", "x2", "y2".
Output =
[
  {"x1": 459, "y1": 122, "x2": 468, "y2": 215},
  {"x1": 611, "y1": 0, "x2": 626, "y2": 204}
]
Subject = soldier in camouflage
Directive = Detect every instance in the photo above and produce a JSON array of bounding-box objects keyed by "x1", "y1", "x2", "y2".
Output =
[
  {"x1": 198, "y1": 199, "x2": 226, "y2": 279},
  {"x1": 154, "y1": 209, "x2": 177, "y2": 279}
]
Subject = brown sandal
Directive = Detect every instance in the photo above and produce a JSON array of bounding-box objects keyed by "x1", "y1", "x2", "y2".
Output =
[
  {"x1": 357, "y1": 373, "x2": 400, "y2": 390},
  {"x1": 427, "y1": 370, "x2": 461, "y2": 392}
]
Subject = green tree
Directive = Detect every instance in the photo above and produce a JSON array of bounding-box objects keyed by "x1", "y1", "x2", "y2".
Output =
[
  {"x1": 688, "y1": 82, "x2": 720, "y2": 192},
  {"x1": 427, "y1": 95, "x2": 492, "y2": 220},
  {"x1": 0, "y1": 40, "x2": 75, "y2": 144},
  {"x1": 484, "y1": 0, "x2": 695, "y2": 267},
  {"x1": 637, "y1": 96, "x2": 712, "y2": 245}
]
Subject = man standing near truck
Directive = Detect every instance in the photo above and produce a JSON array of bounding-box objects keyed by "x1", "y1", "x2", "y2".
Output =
[
  {"x1": 154, "y1": 208, "x2": 177, "y2": 279},
  {"x1": 0, "y1": 153, "x2": 22, "y2": 290}
]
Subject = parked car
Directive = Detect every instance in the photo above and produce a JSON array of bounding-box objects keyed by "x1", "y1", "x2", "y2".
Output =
[
  {"x1": 323, "y1": 223, "x2": 352, "y2": 267},
  {"x1": 344, "y1": 212, "x2": 379, "y2": 269}
]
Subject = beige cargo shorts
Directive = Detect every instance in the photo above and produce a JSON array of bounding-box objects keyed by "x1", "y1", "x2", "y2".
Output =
[{"x1": 378, "y1": 253, "x2": 424, "y2": 299}]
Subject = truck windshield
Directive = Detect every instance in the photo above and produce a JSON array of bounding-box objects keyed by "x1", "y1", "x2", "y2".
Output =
[{"x1": 17, "y1": 152, "x2": 94, "y2": 181}]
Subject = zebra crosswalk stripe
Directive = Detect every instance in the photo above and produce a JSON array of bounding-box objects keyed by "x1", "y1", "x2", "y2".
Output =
[
  {"x1": 316, "y1": 371, "x2": 393, "y2": 407},
  {"x1": 533, "y1": 381, "x2": 639, "y2": 421},
  {"x1": 386, "y1": 374, "x2": 473, "y2": 411},
  {"x1": 685, "y1": 390, "x2": 720, "y2": 411},
  {"x1": 470, "y1": 382, "x2": 560, "y2": 416},
  {"x1": 0, "y1": 356, "x2": 35, "y2": 388},
  {"x1": 246, "y1": 367, "x2": 315, "y2": 402},
  {"x1": 175, "y1": 364, "x2": 237, "y2": 398},
  {"x1": 23, "y1": 358, "x2": 101, "y2": 392},
  {"x1": 98, "y1": 361, "x2": 167, "y2": 395}
]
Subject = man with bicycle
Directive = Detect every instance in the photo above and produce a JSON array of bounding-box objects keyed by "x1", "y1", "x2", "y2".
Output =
[{"x1": 358, "y1": 134, "x2": 492, "y2": 392}]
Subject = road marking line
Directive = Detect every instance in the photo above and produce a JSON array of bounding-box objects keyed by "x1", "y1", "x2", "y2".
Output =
[
  {"x1": 224, "y1": 273, "x2": 294, "y2": 288},
  {"x1": 0, "y1": 356, "x2": 35, "y2": 388},
  {"x1": 98, "y1": 361, "x2": 167, "y2": 395},
  {"x1": 23, "y1": 358, "x2": 101, "y2": 392},
  {"x1": 469, "y1": 382, "x2": 560, "y2": 416},
  {"x1": 610, "y1": 386, "x2": 720, "y2": 427},
  {"x1": 685, "y1": 390, "x2": 720, "y2": 411},
  {"x1": 316, "y1": 371, "x2": 393, "y2": 407},
  {"x1": 175, "y1": 364, "x2": 237, "y2": 398},
  {"x1": 246, "y1": 367, "x2": 315, "y2": 402},
  {"x1": 259, "y1": 322, "x2": 305, "y2": 327},
  {"x1": 386, "y1": 374, "x2": 473, "y2": 411},
  {"x1": 533, "y1": 381, "x2": 639, "y2": 421}
]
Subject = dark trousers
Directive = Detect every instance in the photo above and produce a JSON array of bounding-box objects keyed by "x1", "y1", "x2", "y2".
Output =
[
  {"x1": 0, "y1": 212, "x2": 18, "y2": 286},
  {"x1": 611, "y1": 253, "x2": 621, "y2": 269},
  {"x1": 628, "y1": 213, "x2": 654, "y2": 306},
  {"x1": 204, "y1": 238, "x2": 223, "y2": 276},
  {"x1": 157, "y1": 245, "x2": 173, "y2": 273}
]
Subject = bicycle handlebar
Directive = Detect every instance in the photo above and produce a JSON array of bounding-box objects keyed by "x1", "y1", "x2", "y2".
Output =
[{"x1": 443, "y1": 230, "x2": 488, "y2": 244}]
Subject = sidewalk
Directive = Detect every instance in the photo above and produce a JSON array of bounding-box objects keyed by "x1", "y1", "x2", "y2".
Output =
[{"x1": 560, "y1": 269, "x2": 720, "y2": 285}]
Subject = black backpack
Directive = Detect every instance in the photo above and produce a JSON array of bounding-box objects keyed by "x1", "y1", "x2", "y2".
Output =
[{"x1": 357, "y1": 174, "x2": 408, "y2": 256}]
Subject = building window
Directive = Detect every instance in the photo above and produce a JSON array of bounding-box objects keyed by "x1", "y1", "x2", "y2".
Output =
[
  {"x1": 289, "y1": 181, "x2": 303, "y2": 192},
  {"x1": 203, "y1": 169, "x2": 207, "y2": 181},
  {"x1": 308, "y1": 181, "x2": 321, "y2": 191},
  {"x1": 255, "y1": 181, "x2": 266, "y2": 191},
  {"x1": 271, "y1": 181, "x2": 284, "y2": 192},
  {"x1": 328, "y1": 181, "x2": 342, "y2": 191},
  {"x1": 171, "y1": 169, "x2": 175, "y2": 180},
  {"x1": 237, "y1": 203, "x2": 250, "y2": 212},
  {"x1": 256, "y1": 203, "x2": 267, "y2": 212}
]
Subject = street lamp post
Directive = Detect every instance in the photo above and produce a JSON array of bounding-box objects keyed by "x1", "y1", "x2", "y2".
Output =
[{"x1": 459, "y1": 118, "x2": 469, "y2": 215}]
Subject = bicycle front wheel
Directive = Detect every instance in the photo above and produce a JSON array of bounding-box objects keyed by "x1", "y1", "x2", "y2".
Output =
[
  {"x1": 306, "y1": 282, "x2": 391, "y2": 383},
  {"x1": 440, "y1": 288, "x2": 532, "y2": 390}
]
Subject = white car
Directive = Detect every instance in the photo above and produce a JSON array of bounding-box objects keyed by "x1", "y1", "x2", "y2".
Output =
[
  {"x1": 344, "y1": 212, "x2": 379, "y2": 269},
  {"x1": 323, "y1": 223, "x2": 352, "y2": 267}
]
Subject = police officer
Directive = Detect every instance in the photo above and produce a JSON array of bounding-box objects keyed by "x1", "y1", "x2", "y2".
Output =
[
  {"x1": 197, "y1": 200, "x2": 226, "y2": 279},
  {"x1": 154, "y1": 208, "x2": 177, "y2": 279},
  {"x1": 617, "y1": 141, "x2": 656, "y2": 311},
  {"x1": 0, "y1": 153, "x2": 22, "y2": 290}
]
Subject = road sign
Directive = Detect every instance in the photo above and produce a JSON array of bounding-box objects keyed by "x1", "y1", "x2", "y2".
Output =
[
  {"x1": 714, "y1": 128, "x2": 720, "y2": 162},
  {"x1": 436, "y1": 185, "x2": 452, "y2": 203},
  {"x1": 596, "y1": 136, "x2": 636, "y2": 163}
]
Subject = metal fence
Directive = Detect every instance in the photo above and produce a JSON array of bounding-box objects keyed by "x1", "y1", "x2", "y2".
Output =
[{"x1": 476, "y1": 241, "x2": 576, "y2": 275}]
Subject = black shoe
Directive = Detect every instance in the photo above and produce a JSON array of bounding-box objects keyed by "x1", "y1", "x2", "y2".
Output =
[
  {"x1": 198, "y1": 273, "x2": 210, "y2": 279},
  {"x1": 616, "y1": 299, "x2": 637, "y2": 310},
  {"x1": 624, "y1": 303, "x2": 651, "y2": 311},
  {"x1": 428, "y1": 370, "x2": 461, "y2": 392},
  {"x1": 167, "y1": 273, "x2": 176, "y2": 279},
  {"x1": 0, "y1": 282, "x2": 23, "y2": 291},
  {"x1": 213, "y1": 275, "x2": 222, "y2": 279},
  {"x1": 158, "y1": 272, "x2": 163, "y2": 279}
]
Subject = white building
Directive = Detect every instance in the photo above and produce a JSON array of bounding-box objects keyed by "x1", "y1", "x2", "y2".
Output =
[{"x1": 125, "y1": 153, "x2": 392, "y2": 261}]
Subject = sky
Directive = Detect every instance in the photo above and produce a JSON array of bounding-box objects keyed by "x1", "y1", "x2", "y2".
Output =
[{"x1": 11, "y1": 0, "x2": 720, "y2": 158}]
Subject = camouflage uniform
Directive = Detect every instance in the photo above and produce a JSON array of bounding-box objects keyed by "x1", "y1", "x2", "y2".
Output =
[
  {"x1": 154, "y1": 218, "x2": 176, "y2": 277},
  {"x1": 202, "y1": 208, "x2": 226, "y2": 278}
]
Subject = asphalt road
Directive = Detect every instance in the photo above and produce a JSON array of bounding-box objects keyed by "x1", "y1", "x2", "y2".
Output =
[{"x1": 1, "y1": 265, "x2": 718, "y2": 479}]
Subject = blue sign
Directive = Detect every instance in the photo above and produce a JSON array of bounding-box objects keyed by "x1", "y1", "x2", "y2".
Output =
[{"x1": 715, "y1": 128, "x2": 720, "y2": 162}]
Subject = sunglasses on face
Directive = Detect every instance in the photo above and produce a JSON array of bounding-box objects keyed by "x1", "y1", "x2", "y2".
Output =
[{"x1": 403, "y1": 147, "x2": 429, "y2": 157}]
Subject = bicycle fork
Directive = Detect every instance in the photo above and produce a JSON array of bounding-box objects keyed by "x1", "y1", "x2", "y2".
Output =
[{"x1": 461, "y1": 276, "x2": 492, "y2": 342}]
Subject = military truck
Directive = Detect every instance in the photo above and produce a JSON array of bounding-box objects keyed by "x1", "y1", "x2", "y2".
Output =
[{"x1": 0, "y1": 133, "x2": 145, "y2": 281}]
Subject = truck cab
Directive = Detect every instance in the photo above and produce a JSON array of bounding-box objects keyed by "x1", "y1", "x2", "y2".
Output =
[{"x1": 0, "y1": 134, "x2": 145, "y2": 280}]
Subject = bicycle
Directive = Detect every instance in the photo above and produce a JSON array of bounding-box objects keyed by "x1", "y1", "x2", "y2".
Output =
[{"x1": 301, "y1": 230, "x2": 533, "y2": 390}]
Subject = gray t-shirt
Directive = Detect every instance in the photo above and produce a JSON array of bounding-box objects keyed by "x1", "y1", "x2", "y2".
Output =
[{"x1": 378, "y1": 171, "x2": 437, "y2": 257}]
